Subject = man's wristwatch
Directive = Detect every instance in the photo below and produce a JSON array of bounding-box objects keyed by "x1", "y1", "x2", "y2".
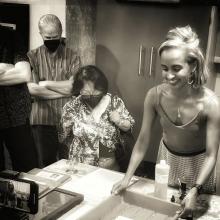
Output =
[{"x1": 191, "y1": 184, "x2": 203, "y2": 194}]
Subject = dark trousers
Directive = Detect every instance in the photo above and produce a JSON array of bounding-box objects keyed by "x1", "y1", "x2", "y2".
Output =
[
  {"x1": 0, "y1": 122, "x2": 39, "y2": 172},
  {"x1": 32, "y1": 125, "x2": 62, "y2": 168}
]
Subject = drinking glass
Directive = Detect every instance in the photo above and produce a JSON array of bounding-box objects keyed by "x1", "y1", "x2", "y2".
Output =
[{"x1": 66, "y1": 152, "x2": 79, "y2": 174}]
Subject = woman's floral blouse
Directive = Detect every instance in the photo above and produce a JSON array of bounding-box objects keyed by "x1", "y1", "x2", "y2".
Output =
[{"x1": 59, "y1": 93, "x2": 135, "y2": 166}]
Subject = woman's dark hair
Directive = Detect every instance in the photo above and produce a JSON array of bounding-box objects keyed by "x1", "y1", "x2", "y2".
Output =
[{"x1": 72, "y1": 65, "x2": 108, "y2": 96}]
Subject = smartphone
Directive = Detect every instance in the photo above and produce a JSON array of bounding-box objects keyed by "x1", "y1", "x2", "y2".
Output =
[{"x1": 0, "y1": 176, "x2": 38, "y2": 214}]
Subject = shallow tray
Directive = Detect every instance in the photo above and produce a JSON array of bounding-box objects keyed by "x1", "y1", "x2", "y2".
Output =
[{"x1": 79, "y1": 190, "x2": 180, "y2": 220}]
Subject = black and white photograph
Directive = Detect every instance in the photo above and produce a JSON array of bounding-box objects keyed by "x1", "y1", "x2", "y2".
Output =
[{"x1": 0, "y1": 0, "x2": 220, "y2": 219}]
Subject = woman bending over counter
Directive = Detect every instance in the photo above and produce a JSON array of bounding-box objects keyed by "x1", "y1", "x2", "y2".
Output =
[
  {"x1": 59, "y1": 65, "x2": 135, "y2": 171},
  {"x1": 112, "y1": 25, "x2": 220, "y2": 219}
]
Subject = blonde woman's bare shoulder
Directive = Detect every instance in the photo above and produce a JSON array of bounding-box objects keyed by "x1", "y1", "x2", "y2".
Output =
[
  {"x1": 144, "y1": 83, "x2": 166, "y2": 107},
  {"x1": 202, "y1": 87, "x2": 219, "y2": 103},
  {"x1": 202, "y1": 87, "x2": 220, "y2": 117}
]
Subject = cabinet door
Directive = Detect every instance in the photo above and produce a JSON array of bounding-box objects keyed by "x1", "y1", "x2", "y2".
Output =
[{"x1": 96, "y1": 1, "x2": 211, "y2": 162}]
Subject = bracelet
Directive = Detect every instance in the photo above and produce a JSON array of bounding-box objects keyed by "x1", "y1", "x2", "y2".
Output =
[{"x1": 191, "y1": 184, "x2": 203, "y2": 195}]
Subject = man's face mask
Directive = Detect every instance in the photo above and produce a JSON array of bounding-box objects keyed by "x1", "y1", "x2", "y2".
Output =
[
  {"x1": 81, "y1": 94, "x2": 104, "y2": 108},
  {"x1": 44, "y1": 39, "x2": 60, "y2": 52}
]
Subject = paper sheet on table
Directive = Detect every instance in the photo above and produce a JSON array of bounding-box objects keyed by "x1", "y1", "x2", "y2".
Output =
[{"x1": 60, "y1": 168, "x2": 138, "y2": 204}]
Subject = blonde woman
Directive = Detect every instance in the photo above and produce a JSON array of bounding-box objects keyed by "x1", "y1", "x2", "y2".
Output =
[{"x1": 112, "y1": 26, "x2": 220, "y2": 219}]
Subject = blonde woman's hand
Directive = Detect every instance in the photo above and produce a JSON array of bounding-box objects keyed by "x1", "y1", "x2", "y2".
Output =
[
  {"x1": 173, "y1": 188, "x2": 197, "y2": 219},
  {"x1": 111, "y1": 178, "x2": 130, "y2": 195}
]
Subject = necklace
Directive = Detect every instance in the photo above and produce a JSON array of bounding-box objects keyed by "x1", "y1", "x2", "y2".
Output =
[
  {"x1": 175, "y1": 107, "x2": 182, "y2": 125},
  {"x1": 177, "y1": 107, "x2": 181, "y2": 119}
]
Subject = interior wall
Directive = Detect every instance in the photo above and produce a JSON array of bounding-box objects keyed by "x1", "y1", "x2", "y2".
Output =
[
  {"x1": 29, "y1": 0, "x2": 66, "y2": 49},
  {"x1": 1, "y1": 0, "x2": 66, "y2": 50},
  {"x1": 214, "y1": 12, "x2": 220, "y2": 95},
  {"x1": 66, "y1": 0, "x2": 97, "y2": 65}
]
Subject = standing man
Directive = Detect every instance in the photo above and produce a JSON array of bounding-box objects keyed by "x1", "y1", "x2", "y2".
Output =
[
  {"x1": 28, "y1": 14, "x2": 81, "y2": 167},
  {"x1": 0, "y1": 24, "x2": 39, "y2": 172}
]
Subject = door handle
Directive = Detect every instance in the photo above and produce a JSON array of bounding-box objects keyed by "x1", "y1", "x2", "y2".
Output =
[
  {"x1": 149, "y1": 46, "x2": 154, "y2": 77},
  {"x1": 138, "y1": 44, "x2": 145, "y2": 76}
]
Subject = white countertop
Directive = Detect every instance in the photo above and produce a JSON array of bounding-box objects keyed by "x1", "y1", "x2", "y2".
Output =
[{"x1": 44, "y1": 160, "x2": 220, "y2": 220}]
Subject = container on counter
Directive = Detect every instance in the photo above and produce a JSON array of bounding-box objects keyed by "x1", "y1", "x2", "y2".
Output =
[{"x1": 154, "y1": 160, "x2": 170, "y2": 200}]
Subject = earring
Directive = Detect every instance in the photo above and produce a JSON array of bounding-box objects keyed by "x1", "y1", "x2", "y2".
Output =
[
  {"x1": 188, "y1": 71, "x2": 195, "y2": 85},
  {"x1": 188, "y1": 77, "x2": 194, "y2": 85}
]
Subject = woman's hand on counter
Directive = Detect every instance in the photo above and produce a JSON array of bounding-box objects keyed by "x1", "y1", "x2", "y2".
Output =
[
  {"x1": 111, "y1": 177, "x2": 130, "y2": 195},
  {"x1": 173, "y1": 187, "x2": 198, "y2": 219}
]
